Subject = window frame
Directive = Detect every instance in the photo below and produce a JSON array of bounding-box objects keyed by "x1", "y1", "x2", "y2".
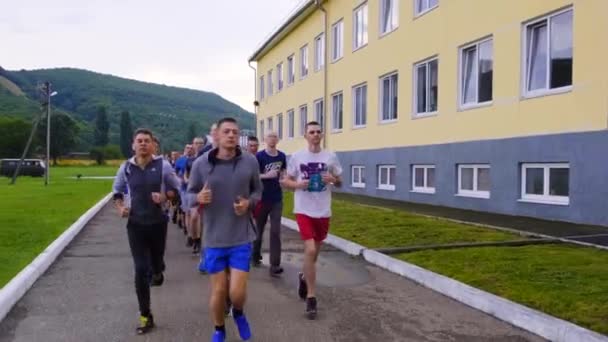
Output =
[
  {"x1": 267, "y1": 69, "x2": 274, "y2": 96},
  {"x1": 379, "y1": 0, "x2": 399, "y2": 36},
  {"x1": 413, "y1": 56, "x2": 439, "y2": 117},
  {"x1": 521, "y1": 7, "x2": 573, "y2": 99},
  {"x1": 277, "y1": 113, "x2": 283, "y2": 139},
  {"x1": 379, "y1": 72, "x2": 399, "y2": 123},
  {"x1": 267, "y1": 117, "x2": 273, "y2": 132},
  {"x1": 353, "y1": 2, "x2": 369, "y2": 51},
  {"x1": 299, "y1": 104, "x2": 308, "y2": 137},
  {"x1": 458, "y1": 37, "x2": 493, "y2": 110},
  {"x1": 331, "y1": 91, "x2": 344, "y2": 133},
  {"x1": 411, "y1": 164, "x2": 436, "y2": 194},
  {"x1": 352, "y1": 83, "x2": 368, "y2": 128},
  {"x1": 331, "y1": 19, "x2": 344, "y2": 62},
  {"x1": 287, "y1": 54, "x2": 296, "y2": 86},
  {"x1": 457, "y1": 164, "x2": 491, "y2": 199},
  {"x1": 377, "y1": 165, "x2": 396, "y2": 191},
  {"x1": 259, "y1": 75, "x2": 265, "y2": 100},
  {"x1": 277, "y1": 62, "x2": 284, "y2": 92},
  {"x1": 351, "y1": 165, "x2": 366, "y2": 188},
  {"x1": 287, "y1": 109, "x2": 295, "y2": 139},
  {"x1": 414, "y1": 0, "x2": 439, "y2": 18},
  {"x1": 313, "y1": 98, "x2": 324, "y2": 131},
  {"x1": 520, "y1": 163, "x2": 570, "y2": 205},
  {"x1": 300, "y1": 44, "x2": 309, "y2": 79},
  {"x1": 314, "y1": 33, "x2": 325, "y2": 71}
]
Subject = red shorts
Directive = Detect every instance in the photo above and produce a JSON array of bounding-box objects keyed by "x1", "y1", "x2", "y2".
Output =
[{"x1": 295, "y1": 214, "x2": 330, "y2": 242}]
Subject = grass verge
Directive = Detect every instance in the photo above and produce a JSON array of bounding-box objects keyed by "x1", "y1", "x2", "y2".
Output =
[{"x1": 0, "y1": 166, "x2": 117, "y2": 287}]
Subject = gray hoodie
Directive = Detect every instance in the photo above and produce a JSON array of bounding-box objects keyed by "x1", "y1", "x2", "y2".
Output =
[{"x1": 187, "y1": 147, "x2": 262, "y2": 248}]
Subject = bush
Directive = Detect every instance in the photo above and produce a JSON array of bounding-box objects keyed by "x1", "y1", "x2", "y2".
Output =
[{"x1": 89, "y1": 145, "x2": 122, "y2": 165}]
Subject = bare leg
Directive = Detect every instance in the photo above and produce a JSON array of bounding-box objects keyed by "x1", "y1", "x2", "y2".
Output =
[
  {"x1": 303, "y1": 239, "x2": 321, "y2": 298},
  {"x1": 209, "y1": 271, "x2": 228, "y2": 326}
]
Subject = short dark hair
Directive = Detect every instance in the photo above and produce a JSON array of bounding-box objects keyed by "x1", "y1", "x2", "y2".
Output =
[
  {"x1": 306, "y1": 121, "x2": 321, "y2": 129},
  {"x1": 133, "y1": 128, "x2": 154, "y2": 141},
  {"x1": 217, "y1": 117, "x2": 238, "y2": 128},
  {"x1": 247, "y1": 136, "x2": 258, "y2": 143}
]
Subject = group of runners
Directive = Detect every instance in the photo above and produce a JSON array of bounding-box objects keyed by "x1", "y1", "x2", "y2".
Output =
[{"x1": 111, "y1": 117, "x2": 342, "y2": 341}]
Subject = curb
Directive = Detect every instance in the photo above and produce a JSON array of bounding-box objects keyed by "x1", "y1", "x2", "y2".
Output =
[
  {"x1": 0, "y1": 193, "x2": 112, "y2": 323},
  {"x1": 281, "y1": 216, "x2": 608, "y2": 342}
]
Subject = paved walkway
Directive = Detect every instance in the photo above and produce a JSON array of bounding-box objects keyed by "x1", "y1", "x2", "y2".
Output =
[{"x1": 0, "y1": 204, "x2": 544, "y2": 342}]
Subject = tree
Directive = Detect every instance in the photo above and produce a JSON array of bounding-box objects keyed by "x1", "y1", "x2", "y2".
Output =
[
  {"x1": 0, "y1": 117, "x2": 32, "y2": 158},
  {"x1": 119, "y1": 111, "x2": 133, "y2": 158},
  {"x1": 94, "y1": 106, "x2": 109, "y2": 146},
  {"x1": 187, "y1": 122, "x2": 197, "y2": 142},
  {"x1": 37, "y1": 112, "x2": 79, "y2": 165}
]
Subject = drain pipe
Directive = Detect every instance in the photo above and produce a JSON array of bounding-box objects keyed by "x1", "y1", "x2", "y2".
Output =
[
  {"x1": 248, "y1": 61, "x2": 258, "y2": 138},
  {"x1": 316, "y1": 0, "x2": 328, "y2": 149}
]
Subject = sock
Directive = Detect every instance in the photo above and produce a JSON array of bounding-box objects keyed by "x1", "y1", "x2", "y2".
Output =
[
  {"x1": 215, "y1": 325, "x2": 226, "y2": 332},
  {"x1": 232, "y1": 308, "x2": 243, "y2": 318}
]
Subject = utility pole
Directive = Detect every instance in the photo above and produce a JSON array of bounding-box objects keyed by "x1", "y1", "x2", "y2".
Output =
[{"x1": 44, "y1": 82, "x2": 52, "y2": 186}]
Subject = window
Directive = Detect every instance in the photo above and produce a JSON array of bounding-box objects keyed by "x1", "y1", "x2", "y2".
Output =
[
  {"x1": 378, "y1": 165, "x2": 396, "y2": 190},
  {"x1": 277, "y1": 63, "x2": 284, "y2": 91},
  {"x1": 299, "y1": 105, "x2": 308, "y2": 136},
  {"x1": 287, "y1": 109, "x2": 295, "y2": 138},
  {"x1": 277, "y1": 113, "x2": 283, "y2": 139},
  {"x1": 287, "y1": 55, "x2": 295, "y2": 85},
  {"x1": 458, "y1": 165, "x2": 490, "y2": 198},
  {"x1": 315, "y1": 33, "x2": 325, "y2": 71},
  {"x1": 414, "y1": 58, "x2": 438, "y2": 115},
  {"x1": 351, "y1": 165, "x2": 366, "y2": 188},
  {"x1": 332, "y1": 20, "x2": 344, "y2": 61},
  {"x1": 380, "y1": 0, "x2": 399, "y2": 35},
  {"x1": 521, "y1": 163, "x2": 569, "y2": 205},
  {"x1": 353, "y1": 3, "x2": 368, "y2": 50},
  {"x1": 267, "y1": 117, "x2": 273, "y2": 132},
  {"x1": 314, "y1": 98, "x2": 324, "y2": 131},
  {"x1": 259, "y1": 76, "x2": 265, "y2": 100},
  {"x1": 267, "y1": 70, "x2": 273, "y2": 96},
  {"x1": 300, "y1": 45, "x2": 309, "y2": 79},
  {"x1": 412, "y1": 165, "x2": 435, "y2": 193},
  {"x1": 524, "y1": 8, "x2": 572, "y2": 96},
  {"x1": 331, "y1": 93, "x2": 343, "y2": 131},
  {"x1": 380, "y1": 73, "x2": 398, "y2": 122},
  {"x1": 353, "y1": 83, "x2": 367, "y2": 127},
  {"x1": 259, "y1": 120, "x2": 264, "y2": 140},
  {"x1": 460, "y1": 38, "x2": 493, "y2": 107},
  {"x1": 415, "y1": 0, "x2": 439, "y2": 16}
]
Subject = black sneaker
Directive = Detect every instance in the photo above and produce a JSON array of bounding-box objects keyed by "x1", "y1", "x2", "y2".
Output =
[
  {"x1": 251, "y1": 257, "x2": 262, "y2": 267},
  {"x1": 306, "y1": 297, "x2": 317, "y2": 320},
  {"x1": 186, "y1": 237, "x2": 193, "y2": 248},
  {"x1": 269, "y1": 266, "x2": 284, "y2": 277},
  {"x1": 297, "y1": 272, "x2": 307, "y2": 300},
  {"x1": 150, "y1": 272, "x2": 164, "y2": 287},
  {"x1": 136, "y1": 314, "x2": 155, "y2": 334}
]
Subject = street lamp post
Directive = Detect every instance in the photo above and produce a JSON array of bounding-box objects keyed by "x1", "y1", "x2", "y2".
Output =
[{"x1": 44, "y1": 82, "x2": 58, "y2": 186}]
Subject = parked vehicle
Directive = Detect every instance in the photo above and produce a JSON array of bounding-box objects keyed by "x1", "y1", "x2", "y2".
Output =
[{"x1": 0, "y1": 159, "x2": 46, "y2": 177}]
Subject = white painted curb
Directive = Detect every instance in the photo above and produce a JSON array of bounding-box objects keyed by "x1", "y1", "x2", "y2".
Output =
[
  {"x1": 0, "y1": 193, "x2": 112, "y2": 323},
  {"x1": 281, "y1": 216, "x2": 608, "y2": 342}
]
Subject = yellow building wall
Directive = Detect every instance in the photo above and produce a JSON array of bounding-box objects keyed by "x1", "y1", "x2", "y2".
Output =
[{"x1": 255, "y1": 0, "x2": 608, "y2": 154}]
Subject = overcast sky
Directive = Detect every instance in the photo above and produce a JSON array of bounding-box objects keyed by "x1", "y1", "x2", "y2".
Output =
[{"x1": 0, "y1": 0, "x2": 306, "y2": 112}]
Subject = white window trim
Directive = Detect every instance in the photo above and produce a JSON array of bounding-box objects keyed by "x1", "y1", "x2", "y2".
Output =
[
  {"x1": 314, "y1": 33, "x2": 325, "y2": 72},
  {"x1": 331, "y1": 92, "x2": 343, "y2": 133},
  {"x1": 411, "y1": 165, "x2": 436, "y2": 194},
  {"x1": 276, "y1": 113, "x2": 283, "y2": 139},
  {"x1": 300, "y1": 44, "x2": 309, "y2": 80},
  {"x1": 277, "y1": 63, "x2": 284, "y2": 92},
  {"x1": 267, "y1": 70, "x2": 273, "y2": 97},
  {"x1": 379, "y1": 0, "x2": 399, "y2": 37},
  {"x1": 413, "y1": 56, "x2": 439, "y2": 118},
  {"x1": 457, "y1": 164, "x2": 490, "y2": 199},
  {"x1": 351, "y1": 165, "x2": 366, "y2": 188},
  {"x1": 313, "y1": 98, "x2": 324, "y2": 131},
  {"x1": 414, "y1": 0, "x2": 439, "y2": 18},
  {"x1": 353, "y1": 2, "x2": 368, "y2": 52},
  {"x1": 352, "y1": 83, "x2": 367, "y2": 129},
  {"x1": 521, "y1": 7, "x2": 573, "y2": 100},
  {"x1": 287, "y1": 109, "x2": 295, "y2": 139},
  {"x1": 331, "y1": 19, "x2": 344, "y2": 63},
  {"x1": 377, "y1": 165, "x2": 396, "y2": 191},
  {"x1": 520, "y1": 163, "x2": 570, "y2": 205},
  {"x1": 458, "y1": 37, "x2": 493, "y2": 110},
  {"x1": 259, "y1": 75, "x2": 265, "y2": 100},
  {"x1": 379, "y1": 71, "x2": 399, "y2": 123},
  {"x1": 287, "y1": 54, "x2": 295, "y2": 86},
  {"x1": 299, "y1": 104, "x2": 308, "y2": 137}
]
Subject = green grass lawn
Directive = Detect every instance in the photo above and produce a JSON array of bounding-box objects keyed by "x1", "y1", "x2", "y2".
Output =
[
  {"x1": 282, "y1": 192, "x2": 517, "y2": 248},
  {"x1": 0, "y1": 166, "x2": 117, "y2": 287},
  {"x1": 399, "y1": 245, "x2": 608, "y2": 335}
]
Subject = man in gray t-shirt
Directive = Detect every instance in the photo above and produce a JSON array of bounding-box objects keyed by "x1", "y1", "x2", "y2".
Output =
[{"x1": 187, "y1": 117, "x2": 261, "y2": 342}]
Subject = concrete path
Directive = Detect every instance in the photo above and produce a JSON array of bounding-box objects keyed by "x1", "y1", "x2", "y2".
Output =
[{"x1": 0, "y1": 204, "x2": 545, "y2": 342}]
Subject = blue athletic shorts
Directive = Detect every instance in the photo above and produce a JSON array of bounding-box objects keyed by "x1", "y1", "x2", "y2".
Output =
[{"x1": 204, "y1": 243, "x2": 252, "y2": 274}]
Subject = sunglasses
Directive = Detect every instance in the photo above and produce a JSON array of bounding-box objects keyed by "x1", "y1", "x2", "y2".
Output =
[{"x1": 307, "y1": 130, "x2": 322, "y2": 135}]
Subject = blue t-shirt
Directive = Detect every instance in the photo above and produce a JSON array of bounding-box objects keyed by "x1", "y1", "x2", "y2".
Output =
[
  {"x1": 256, "y1": 150, "x2": 287, "y2": 203},
  {"x1": 175, "y1": 156, "x2": 188, "y2": 177}
]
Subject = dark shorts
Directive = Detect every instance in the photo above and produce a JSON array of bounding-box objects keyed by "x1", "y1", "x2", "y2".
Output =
[
  {"x1": 204, "y1": 243, "x2": 252, "y2": 274},
  {"x1": 295, "y1": 214, "x2": 330, "y2": 242}
]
